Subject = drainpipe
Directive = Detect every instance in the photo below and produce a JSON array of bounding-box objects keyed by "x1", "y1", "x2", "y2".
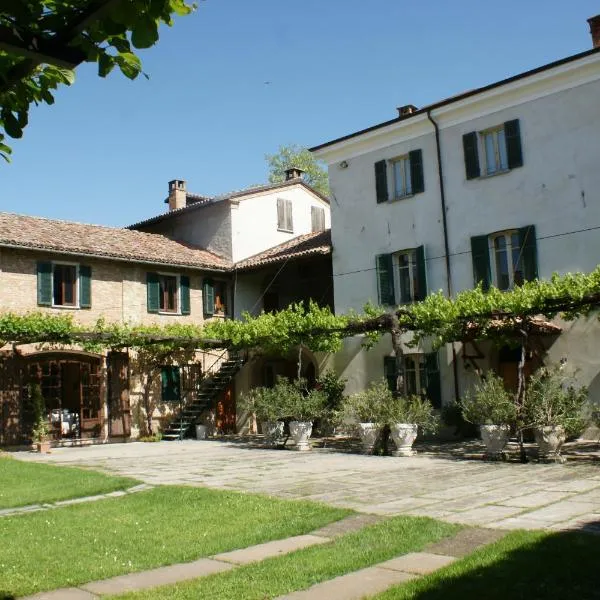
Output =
[{"x1": 426, "y1": 110, "x2": 460, "y2": 403}]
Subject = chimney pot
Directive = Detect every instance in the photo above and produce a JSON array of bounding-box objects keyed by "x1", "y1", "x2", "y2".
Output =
[
  {"x1": 284, "y1": 167, "x2": 305, "y2": 181},
  {"x1": 588, "y1": 15, "x2": 600, "y2": 48},
  {"x1": 167, "y1": 179, "x2": 187, "y2": 211},
  {"x1": 397, "y1": 104, "x2": 419, "y2": 117}
]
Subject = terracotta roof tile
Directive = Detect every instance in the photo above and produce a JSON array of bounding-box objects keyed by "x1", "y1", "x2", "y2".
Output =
[
  {"x1": 0, "y1": 213, "x2": 230, "y2": 271},
  {"x1": 235, "y1": 229, "x2": 331, "y2": 270}
]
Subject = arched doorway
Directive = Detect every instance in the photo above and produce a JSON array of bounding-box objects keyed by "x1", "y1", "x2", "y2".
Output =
[{"x1": 25, "y1": 352, "x2": 103, "y2": 440}]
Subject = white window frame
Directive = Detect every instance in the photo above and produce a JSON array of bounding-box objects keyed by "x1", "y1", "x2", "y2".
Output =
[
  {"x1": 393, "y1": 249, "x2": 418, "y2": 304},
  {"x1": 157, "y1": 272, "x2": 181, "y2": 315},
  {"x1": 480, "y1": 126, "x2": 508, "y2": 176},
  {"x1": 489, "y1": 230, "x2": 522, "y2": 291},
  {"x1": 389, "y1": 155, "x2": 413, "y2": 200},
  {"x1": 404, "y1": 354, "x2": 426, "y2": 396},
  {"x1": 277, "y1": 198, "x2": 294, "y2": 233},
  {"x1": 51, "y1": 261, "x2": 80, "y2": 309}
]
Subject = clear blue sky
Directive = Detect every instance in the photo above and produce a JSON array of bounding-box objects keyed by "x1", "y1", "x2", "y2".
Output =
[{"x1": 1, "y1": 0, "x2": 598, "y2": 226}]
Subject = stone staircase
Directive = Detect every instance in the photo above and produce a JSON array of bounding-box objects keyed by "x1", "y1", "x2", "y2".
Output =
[{"x1": 162, "y1": 352, "x2": 245, "y2": 441}]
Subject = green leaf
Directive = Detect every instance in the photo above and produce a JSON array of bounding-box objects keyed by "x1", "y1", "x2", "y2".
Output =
[
  {"x1": 98, "y1": 53, "x2": 116, "y2": 77},
  {"x1": 55, "y1": 68, "x2": 76, "y2": 86},
  {"x1": 131, "y1": 17, "x2": 160, "y2": 49},
  {"x1": 2, "y1": 110, "x2": 23, "y2": 139},
  {"x1": 117, "y1": 53, "x2": 142, "y2": 79}
]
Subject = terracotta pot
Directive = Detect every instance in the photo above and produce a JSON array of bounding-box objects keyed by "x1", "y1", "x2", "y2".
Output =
[
  {"x1": 289, "y1": 420, "x2": 313, "y2": 451},
  {"x1": 357, "y1": 423, "x2": 379, "y2": 454},
  {"x1": 36, "y1": 440, "x2": 51, "y2": 454},
  {"x1": 534, "y1": 425, "x2": 566, "y2": 463},
  {"x1": 479, "y1": 424, "x2": 510, "y2": 460},
  {"x1": 390, "y1": 423, "x2": 418, "y2": 457},
  {"x1": 260, "y1": 420, "x2": 284, "y2": 446}
]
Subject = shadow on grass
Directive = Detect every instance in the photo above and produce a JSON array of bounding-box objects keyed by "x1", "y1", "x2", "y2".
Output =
[
  {"x1": 395, "y1": 527, "x2": 600, "y2": 600},
  {"x1": 0, "y1": 592, "x2": 15, "y2": 600}
]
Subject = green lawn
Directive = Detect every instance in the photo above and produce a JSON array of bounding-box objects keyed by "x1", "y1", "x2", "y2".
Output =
[
  {"x1": 0, "y1": 486, "x2": 350, "y2": 597},
  {"x1": 373, "y1": 529, "x2": 600, "y2": 600},
  {"x1": 112, "y1": 517, "x2": 460, "y2": 600},
  {"x1": 0, "y1": 455, "x2": 138, "y2": 509}
]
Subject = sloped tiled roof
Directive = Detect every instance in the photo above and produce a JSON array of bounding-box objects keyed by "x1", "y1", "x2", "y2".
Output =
[
  {"x1": 0, "y1": 213, "x2": 231, "y2": 271},
  {"x1": 235, "y1": 230, "x2": 331, "y2": 270}
]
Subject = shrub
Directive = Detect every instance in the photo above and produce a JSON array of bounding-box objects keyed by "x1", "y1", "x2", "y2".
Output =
[
  {"x1": 30, "y1": 384, "x2": 50, "y2": 443},
  {"x1": 523, "y1": 364, "x2": 588, "y2": 437},
  {"x1": 441, "y1": 402, "x2": 479, "y2": 438},
  {"x1": 240, "y1": 386, "x2": 281, "y2": 422},
  {"x1": 340, "y1": 379, "x2": 391, "y2": 424},
  {"x1": 316, "y1": 370, "x2": 347, "y2": 412},
  {"x1": 383, "y1": 394, "x2": 439, "y2": 434},
  {"x1": 460, "y1": 371, "x2": 517, "y2": 426}
]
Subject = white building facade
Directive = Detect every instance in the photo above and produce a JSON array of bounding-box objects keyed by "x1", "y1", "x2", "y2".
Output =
[{"x1": 313, "y1": 26, "x2": 600, "y2": 417}]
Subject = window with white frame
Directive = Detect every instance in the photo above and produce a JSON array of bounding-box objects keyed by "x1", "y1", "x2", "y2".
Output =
[
  {"x1": 383, "y1": 353, "x2": 441, "y2": 407},
  {"x1": 394, "y1": 249, "x2": 419, "y2": 304},
  {"x1": 490, "y1": 230, "x2": 524, "y2": 291},
  {"x1": 53, "y1": 263, "x2": 78, "y2": 307},
  {"x1": 481, "y1": 127, "x2": 508, "y2": 175},
  {"x1": 391, "y1": 156, "x2": 412, "y2": 199}
]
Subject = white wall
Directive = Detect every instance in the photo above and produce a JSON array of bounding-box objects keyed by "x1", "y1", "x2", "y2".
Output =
[{"x1": 230, "y1": 185, "x2": 331, "y2": 263}]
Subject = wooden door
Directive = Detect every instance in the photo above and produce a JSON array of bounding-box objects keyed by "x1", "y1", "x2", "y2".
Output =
[{"x1": 107, "y1": 352, "x2": 131, "y2": 437}]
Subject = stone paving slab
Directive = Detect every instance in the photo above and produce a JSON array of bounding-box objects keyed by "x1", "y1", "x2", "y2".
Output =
[
  {"x1": 276, "y1": 566, "x2": 416, "y2": 600},
  {"x1": 424, "y1": 527, "x2": 506, "y2": 558},
  {"x1": 81, "y1": 558, "x2": 233, "y2": 595},
  {"x1": 497, "y1": 491, "x2": 574, "y2": 508},
  {"x1": 212, "y1": 534, "x2": 330, "y2": 565},
  {"x1": 378, "y1": 552, "x2": 456, "y2": 575},
  {"x1": 22, "y1": 588, "x2": 97, "y2": 600},
  {"x1": 523, "y1": 500, "x2": 598, "y2": 522},
  {"x1": 311, "y1": 514, "x2": 383, "y2": 538},
  {"x1": 443, "y1": 505, "x2": 526, "y2": 525}
]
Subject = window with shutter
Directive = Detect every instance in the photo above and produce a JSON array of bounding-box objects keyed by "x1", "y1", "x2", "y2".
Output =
[
  {"x1": 389, "y1": 247, "x2": 427, "y2": 304},
  {"x1": 180, "y1": 275, "x2": 190, "y2": 315},
  {"x1": 277, "y1": 198, "x2": 294, "y2": 232},
  {"x1": 311, "y1": 206, "x2": 326, "y2": 232},
  {"x1": 505, "y1": 119, "x2": 523, "y2": 169},
  {"x1": 471, "y1": 236, "x2": 491, "y2": 291},
  {"x1": 374, "y1": 160, "x2": 388, "y2": 203},
  {"x1": 409, "y1": 149, "x2": 425, "y2": 194},
  {"x1": 37, "y1": 261, "x2": 52, "y2": 306},
  {"x1": 203, "y1": 279, "x2": 215, "y2": 317},
  {"x1": 161, "y1": 366, "x2": 181, "y2": 402},
  {"x1": 147, "y1": 272, "x2": 160, "y2": 313},
  {"x1": 463, "y1": 131, "x2": 481, "y2": 180},
  {"x1": 79, "y1": 265, "x2": 92, "y2": 309},
  {"x1": 518, "y1": 225, "x2": 538, "y2": 282},
  {"x1": 376, "y1": 254, "x2": 395, "y2": 306}
]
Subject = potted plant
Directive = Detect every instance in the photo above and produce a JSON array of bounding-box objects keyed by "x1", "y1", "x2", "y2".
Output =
[
  {"x1": 340, "y1": 379, "x2": 389, "y2": 454},
  {"x1": 277, "y1": 378, "x2": 327, "y2": 451},
  {"x1": 523, "y1": 364, "x2": 588, "y2": 463},
  {"x1": 30, "y1": 384, "x2": 51, "y2": 453},
  {"x1": 240, "y1": 386, "x2": 284, "y2": 446},
  {"x1": 460, "y1": 371, "x2": 517, "y2": 460},
  {"x1": 383, "y1": 394, "x2": 439, "y2": 457}
]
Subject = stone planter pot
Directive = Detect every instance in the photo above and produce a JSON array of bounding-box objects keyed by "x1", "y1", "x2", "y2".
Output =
[
  {"x1": 357, "y1": 423, "x2": 379, "y2": 454},
  {"x1": 195, "y1": 424, "x2": 208, "y2": 440},
  {"x1": 36, "y1": 440, "x2": 51, "y2": 454},
  {"x1": 289, "y1": 420, "x2": 313, "y2": 451},
  {"x1": 534, "y1": 425, "x2": 566, "y2": 463},
  {"x1": 260, "y1": 420, "x2": 284, "y2": 446},
  {"x1": 479, "y1": 424, "x2": 510, "y2": 460},
  {"x1": 390, "y1": 423, "x2": 418, "y2": 457}
]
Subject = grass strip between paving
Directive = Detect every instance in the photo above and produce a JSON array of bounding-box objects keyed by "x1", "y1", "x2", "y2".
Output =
[
  {"x1": 111, "y1": 516, "x2": 461, "y2": 600},
  {"x1": 0, "y1": 486, "x2": 350, "y2": 597},
  {"x1": 0, "y1": 455, "x2": 139, "y2": 509},
  {"x1": 372, "y1": 528, "x2": 600, "y2": 600}
]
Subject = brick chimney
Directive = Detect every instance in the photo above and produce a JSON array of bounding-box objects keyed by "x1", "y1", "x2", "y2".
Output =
[
  {"x1": 284, "y1": 167, "x2": 305, "y2": 181},
  {"x1": 167, "y1": 180, "x2": 186, "y2": 211},
  {"x1": 397, "y1": 104, "x2": 418, "y2": 117},
  {"x1": 588, "y1": 15, "x2": 600, "y2": 48}
]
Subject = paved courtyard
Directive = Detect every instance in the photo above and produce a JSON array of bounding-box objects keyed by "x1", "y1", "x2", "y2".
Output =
[{"x1": 14, "y1": 440, "x2": 600, "y2": 532}]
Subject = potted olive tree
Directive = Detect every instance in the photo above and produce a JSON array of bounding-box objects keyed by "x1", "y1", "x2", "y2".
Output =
[
  {"x1": 384, "y1": 394, "x2": 439, "y2": 457},
  {"x1": 460, "y1": 371, "x2": 517, "y2": 460},
  {"x1": 240, "y1": 386, "x2": 284, "y2": 446},
  {"x1": 278, "y1": 378, "x2": 327, "y2": 451},
  {"x1": 31, "y1": 384, "x2": 51, "y2": 453},
  {"x1": 340, "y1": 380, "x2": 388, "y2": 454},
  {"x1": 524, "y1": 364, "x2": 588, "y2": 463}
]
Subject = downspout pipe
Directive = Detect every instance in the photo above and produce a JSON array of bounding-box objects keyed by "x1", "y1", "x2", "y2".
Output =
[{"x1": 426, "y1": 110, "x2": 460, "y2": 403}]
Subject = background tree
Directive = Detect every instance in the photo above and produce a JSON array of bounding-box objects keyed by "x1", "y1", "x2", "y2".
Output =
[
  {"x1": 266, "y1": 144, "x2": 330, "y2": 197},
  {"x1": 0, "y1": 0, "x2": 194, "y2": 162}
]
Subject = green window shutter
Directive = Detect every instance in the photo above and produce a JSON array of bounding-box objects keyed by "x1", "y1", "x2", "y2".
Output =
[
  {"x1": 146, "y1": 272, "x2": 159, "y2": 313},
  {"x1": 161, "y1": 366, "x2": 181, "y2": 402},
  {"x1": 504, "y1": 119, "x2": 523, "y2": 169},
  {"x1": 376, "y1": 254, "x2": 395, "y2": 306},
  {"x1": 424, "y1": 352, "x2": 441, "y2": 409},
  {"x1": 375, "y1": 160, "x2": 388, "y2": 204},
  {"x1": 203, "y1": 279, "x2": 215, "y2": 317},
  {"x1": 414, "y1": 245, "x2": 428, "y2": 301},
  {"x1": 180, "y1": 275, "x2": 191, "y2": 315},
  {"x1": 462, "y1": 132, "x2": 480, "y2": 180},
  {"x1": 409, "y1": 149, "x2": 425, "y2": 194},
  {"x1": 79, "y1": 265, "x2": 92, "y2": 309},
  {"x1": 470, "y1": 235, "x2": 491, "y2": 291},
  {"x1": 384, "y1": 356, "x2": 397, "y2": 393},
  {"x1": 37, "y1": 261, "x2": 52, "y2": 306},
  {"x1": 518, "y1": 225, "x2": 538, "y2": 282}
]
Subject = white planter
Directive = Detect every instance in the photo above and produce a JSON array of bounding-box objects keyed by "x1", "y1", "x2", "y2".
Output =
[
  {"x1": 479, "y1": 424, "x2": 510, "y2": 460},
  {"x1": 289, "y1": 420, "x2": 313, "y2": 451},
  {"x1": 260, "y1": 420, "x2": 284, "y2": 446},
  {"x1": 534, "y1": 425, "x2": 566, "y2": 463},
  {"x1": 357, "y1": 423, "x2": 379, "y2": 454},
  {"x1": 390, "y1": 423, "x2": 418, "y2": 457},
  {"x1": 195, "y1": 424, "x2": 208, "y2": 440}
]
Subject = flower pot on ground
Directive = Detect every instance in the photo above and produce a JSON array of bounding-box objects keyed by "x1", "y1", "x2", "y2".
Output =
[
  {"x1": 30, "y1": 383, "x2": 51, "y2": 453},
  {"x1": 260, "y1": 420, "x2": 285, "y2": 445},
  {"x1": 524, "y1": 364, "x2": 588, "y2": 464},
  {"x1": 383, "y1": 394, "x2": 439, "y2": 457},
  {"x1": 195, "y1": 424, "x2": 208, "y2": 440},
  {"x1": 340, "y1": 380, "x2": 390, "y2": 454},
  {"x1": 289, "y1": 420, "x2": 313, "y2": 451},
  {"x1": 240, "y1": 385, "x2": 285, "y2": 447},
  {"x1": 460, "y1": 371, "x2": 517, "y2": 460}
]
